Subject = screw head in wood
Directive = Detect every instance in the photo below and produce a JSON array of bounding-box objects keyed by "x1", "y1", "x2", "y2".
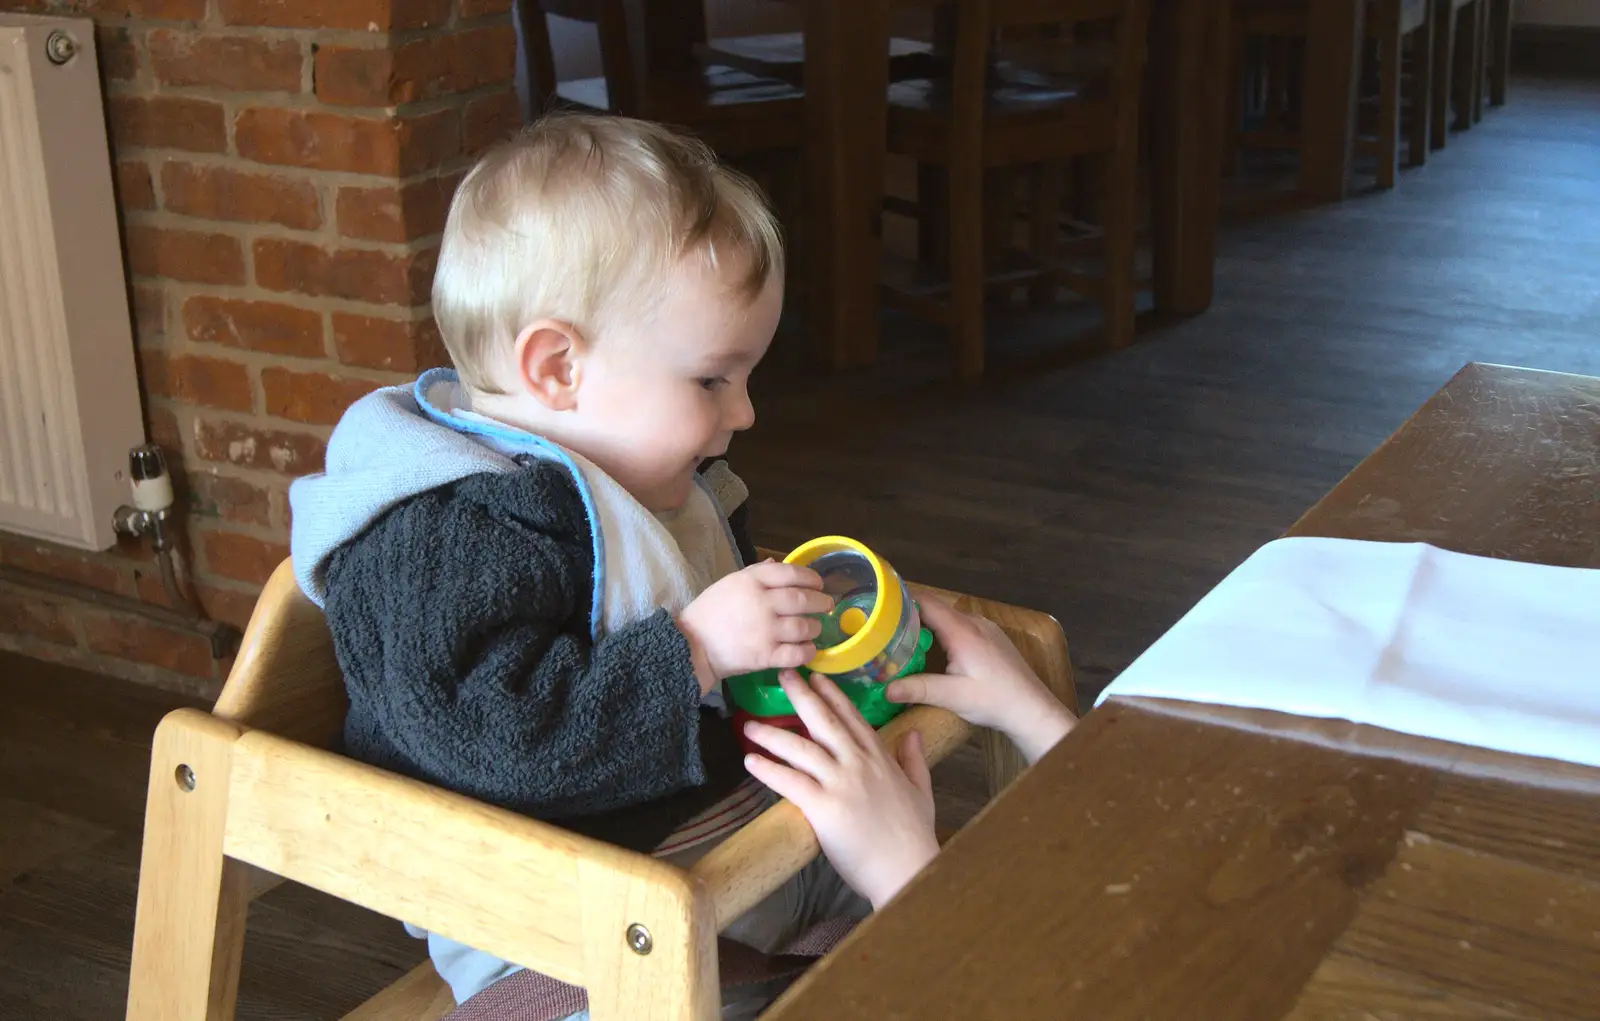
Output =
[
  {"x1": 45, "y1": 31, "x2": 77, "y2": 65},
  {"x1": 626, "y1": 923, "x2": 652, "y2": 955},
  {"x1": 175, "y1": 764, "x2": 196, "y2": 792}
]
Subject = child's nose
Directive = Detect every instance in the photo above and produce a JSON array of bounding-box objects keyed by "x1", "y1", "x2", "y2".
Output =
[{"x1": 727, "y1": 390, "x2": 756, "y2": 431}]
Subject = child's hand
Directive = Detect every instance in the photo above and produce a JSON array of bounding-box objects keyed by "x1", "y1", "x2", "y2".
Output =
[
  {"x1": 885, "y1": 595, "x2": 1076, "y2": 764},
  {"x1": 742, "y1": 672, "x2": 939, "y2": 910},
  {"x1": 677, "y1": 562, "x2": 832, "y2": 692}
]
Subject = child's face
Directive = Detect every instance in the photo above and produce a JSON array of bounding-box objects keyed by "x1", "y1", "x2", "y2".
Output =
[{"x1": 570, "y1": 257, "x2": 782, "y2": 512}]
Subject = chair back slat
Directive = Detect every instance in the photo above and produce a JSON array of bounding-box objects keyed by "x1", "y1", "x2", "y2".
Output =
[
  {"x1": 216, "y1": 724, "x2": 719, "y2": 1018},
  {"x1": 995, "y1": 0, "x2": 1130, "y2": 26},
  {"x1": 516, "y1": 0, "x2": 639, "y2": 112},
  {"x1": 212, "y1": 559, "x2": 346, "y2": 749},
  {"x1": 223, "y1": 729, "x2": 588, "y2": 983},
  {"x1": 517, "y1": 0, "x2": 712, "y2": 117}
]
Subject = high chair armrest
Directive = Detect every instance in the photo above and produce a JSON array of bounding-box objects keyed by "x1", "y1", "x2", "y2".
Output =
[
  {"x1": 689, "y1": 705, "x2": 972, "y2": 929},
  {"x1": 133, "y1": 708, "x2": 725, "y2": 1021},
  {"x1": 152, "y1": 709, "x2": 714, "y2": 991}
]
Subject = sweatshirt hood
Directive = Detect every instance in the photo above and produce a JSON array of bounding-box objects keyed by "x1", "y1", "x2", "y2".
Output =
[{"x1": 288, "y1": 370, "x2": 523, "y2": 605}]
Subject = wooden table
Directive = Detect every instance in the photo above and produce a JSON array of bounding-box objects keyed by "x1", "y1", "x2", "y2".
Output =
[
  {"x1": 1286, "y1": 362, "x2": 1600, "y2": 565},
  {"x1": 763, "y1": 363, "x2": 1600, "y2": 1020},
  {"x1": 804, "y1": 0, "x2": 1235, "y2": 367}
]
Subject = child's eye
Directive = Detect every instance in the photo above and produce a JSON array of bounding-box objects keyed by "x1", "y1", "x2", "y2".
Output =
[{"x1": 698, "y1": 377, "x2": 728, "y2": 391}]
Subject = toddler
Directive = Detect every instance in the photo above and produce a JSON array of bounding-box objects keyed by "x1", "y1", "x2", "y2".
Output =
[{"x1": 290, "y1": 112, "x2": 862, "y2": 1017}]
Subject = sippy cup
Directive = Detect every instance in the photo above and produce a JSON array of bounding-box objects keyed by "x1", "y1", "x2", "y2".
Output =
[
  {"x1": 784, "y1": 535, "x2": 924, "y2": 684},
  {"x1": 725, "y1": 536, "x2": 933, "y2": 760}
]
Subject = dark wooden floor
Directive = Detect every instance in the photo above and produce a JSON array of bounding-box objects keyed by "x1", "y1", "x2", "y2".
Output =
[
  {"x1": 2, "y1": 75, "x2": 1597, "y2": 1020},
  {"x1": 748, "y1": 75, "x2": 1600, "y2": 702}
]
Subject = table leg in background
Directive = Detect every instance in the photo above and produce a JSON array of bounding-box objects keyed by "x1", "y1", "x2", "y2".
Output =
[
  {"x1": 1298, "y1": 0, "x2": 1366, "y2": 201},
  {"x1": 1148, "y1": 0, "x2": 1230, "y2": 315},
  {"x1": 805, "y1": 0, "x2": 892, "y2": 368}
]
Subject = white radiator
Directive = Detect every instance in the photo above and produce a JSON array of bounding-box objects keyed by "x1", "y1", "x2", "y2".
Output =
[{"x1": 0, "y1": 13, "x2": 144, "y2": 551}]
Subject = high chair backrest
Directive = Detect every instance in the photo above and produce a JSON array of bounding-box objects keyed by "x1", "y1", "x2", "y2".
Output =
[{"x1": 212, "y1": 558, "x2": 346, "y2": 747}]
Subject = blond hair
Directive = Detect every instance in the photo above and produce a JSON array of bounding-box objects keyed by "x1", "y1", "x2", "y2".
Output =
[{"x1": 432, "y1": 113, "x2": 784, "y2": 393}]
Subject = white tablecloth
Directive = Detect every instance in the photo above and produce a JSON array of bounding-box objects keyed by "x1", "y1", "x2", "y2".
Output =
[{"x1": 1096, "y1": 538, "x2": 1600, "y2": 769}]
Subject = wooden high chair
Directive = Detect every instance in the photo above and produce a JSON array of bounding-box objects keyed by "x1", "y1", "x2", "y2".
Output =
[{"x1": 124, "y1": 554, "x2": 1076, "y2": 1021}]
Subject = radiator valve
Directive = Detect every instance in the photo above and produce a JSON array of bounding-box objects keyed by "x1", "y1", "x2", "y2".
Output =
[
  {"x1": 113, "y1": 444, "x2": 176, "y2": 550},
  {"x1": 109, "y1": 444, "x2": 240, "y2": 657}
]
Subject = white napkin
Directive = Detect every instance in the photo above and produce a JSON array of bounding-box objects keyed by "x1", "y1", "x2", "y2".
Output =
[{"x1": 1096, "y1": 537, "x2": 1600, "y2": 769}]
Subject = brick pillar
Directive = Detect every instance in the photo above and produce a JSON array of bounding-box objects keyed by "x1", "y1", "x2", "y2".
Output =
[{"x1": 0, "y1": 0, "x2": 522, "y2": 696}]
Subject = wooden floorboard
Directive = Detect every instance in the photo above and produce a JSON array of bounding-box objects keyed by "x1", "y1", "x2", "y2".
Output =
[{"x1": 1, "y1": 74, "x2": 1597, "y2": 1020}]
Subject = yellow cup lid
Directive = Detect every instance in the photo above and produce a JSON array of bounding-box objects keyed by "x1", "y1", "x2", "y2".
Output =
[{"x1": 785, "y1": 536, "x2": 903, "y2": 675}]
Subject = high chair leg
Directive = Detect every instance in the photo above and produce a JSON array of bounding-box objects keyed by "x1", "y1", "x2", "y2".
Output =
[{"x1": 127, "y1": 710, "x2": 250, "y2": 1021}]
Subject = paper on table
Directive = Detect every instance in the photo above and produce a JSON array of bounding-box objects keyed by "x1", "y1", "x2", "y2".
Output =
[{"x1": 1096, "y1": 537, "x2": 1600, "y2": 770}]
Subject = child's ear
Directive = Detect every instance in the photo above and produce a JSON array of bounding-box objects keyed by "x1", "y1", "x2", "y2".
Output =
[{"x1": 513, "y1": 320, "x2": 585, "y2": 411}]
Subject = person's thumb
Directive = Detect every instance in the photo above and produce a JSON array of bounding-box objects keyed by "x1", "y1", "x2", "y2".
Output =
[
  {"x1": 897, "y1": 729, "x2": 933, "y2": 799},
  {"x1": 886, "y1": 672, "x2": 959, "y2": 711}
]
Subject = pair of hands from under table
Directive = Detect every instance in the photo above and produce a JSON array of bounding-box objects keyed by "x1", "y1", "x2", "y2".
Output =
[{"x1": 739, "y1": 595, "x2": 1078, "y2": 910}]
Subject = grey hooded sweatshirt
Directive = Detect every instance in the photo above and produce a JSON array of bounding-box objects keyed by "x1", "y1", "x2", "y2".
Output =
[{"x1": 287, "y1": 369, "x2": 752, "y2": 851}]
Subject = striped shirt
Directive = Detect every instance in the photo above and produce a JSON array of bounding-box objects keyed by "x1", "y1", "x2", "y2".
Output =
[{"x1": 652, "y1": 777, "x2": 778, "y2": 856}]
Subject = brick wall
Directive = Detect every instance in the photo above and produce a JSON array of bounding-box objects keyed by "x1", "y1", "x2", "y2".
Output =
[{"x1": 0, "y1": 0, "x2": 522, "y2": 697}]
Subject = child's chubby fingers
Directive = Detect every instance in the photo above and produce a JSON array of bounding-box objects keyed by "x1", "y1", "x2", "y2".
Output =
[
  {"x1": 747, "y1": 561, "x2": 824, "y2": 591},
  {"x1": 773, "y1": 613, "x2": 823, "y2": 645},
  {"x1": 773, "y1": 585, "x2": 835, "y2": 617},
  {"x1": 769, "y1": 642, "x2": 816, "y2": 670},
  {"x1": 742, "y1": 717, "x2": 839, "y2": 782}
]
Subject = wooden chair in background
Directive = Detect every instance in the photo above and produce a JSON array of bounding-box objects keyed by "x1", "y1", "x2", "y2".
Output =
[
  {"x1": 124, "y1": 557, "x2": 1076, "y2": 1020},
  {"x1": 1367, "y1": 0, "x2": 1434, "y2": 186},
  {"x1": 881, "y1": 0, "x2": 1154, "y2": 377},
  {"x1": 693, "y1": 31, "x2": 944, "y2": 87},
  {"x1": 513, "y1": 0, "x2": 810, "y2": 286},
  {"x1": 1228, "y1": 0, "x2": 1434, "y2": 190},
  {"x1": 514, "y1": 0, "x2": 804, "y2": 157},
  {"x1": 1486, "y1": 0, "x2": 1512, "y2": 107},
  {"x1": 1430, "y1": 0, "x2": 1487, "y2": 149}
]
